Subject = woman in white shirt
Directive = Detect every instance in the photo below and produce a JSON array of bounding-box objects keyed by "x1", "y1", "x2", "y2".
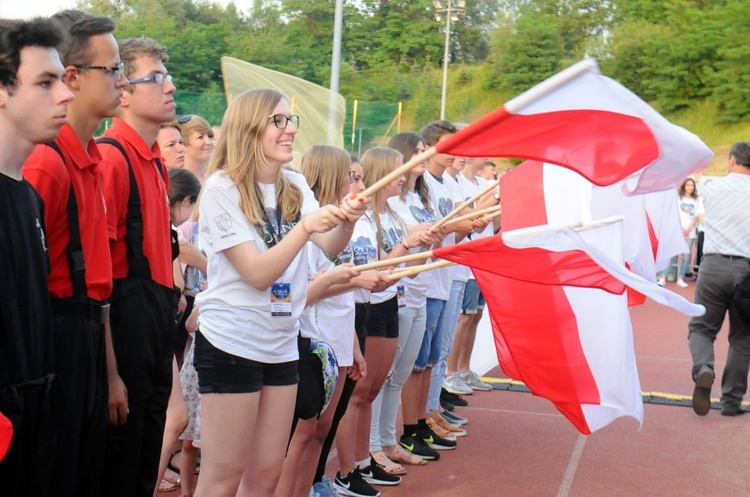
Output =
[
  {"x1": 333, "y1": 147, "x2": 434, "y2": 496},
  {"x1": 192, "y1": 89, "x2": 366, "y2": 497}
]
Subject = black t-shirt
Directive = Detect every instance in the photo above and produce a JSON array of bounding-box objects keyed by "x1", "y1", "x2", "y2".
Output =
[{"x1": 0, "y1": 173, "x2": 52, "y2": 388}]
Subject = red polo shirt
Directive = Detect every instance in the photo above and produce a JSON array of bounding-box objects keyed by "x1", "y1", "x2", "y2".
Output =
[
  {"x1": 23, "y1": 124, "x2": 113, "y2": 302},
  {"x1": 100, "y1": 118, "x2": 173, "y2": 290}
]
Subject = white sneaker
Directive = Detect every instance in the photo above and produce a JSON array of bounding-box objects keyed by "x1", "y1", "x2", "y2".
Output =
[
  {"x1": 657, "y1": 277, "x2": 666, "y2": 286},
  {"x1": 459, "y1": 371, "x2": 493, "y2": 391},
  {"x1": 443, "y1": 373, "x2": 473, "y2": 395},
  {"x1": 677, "y1": 279, "x2": 688, "y2": 288}
]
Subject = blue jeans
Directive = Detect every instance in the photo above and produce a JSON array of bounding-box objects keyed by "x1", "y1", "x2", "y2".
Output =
[
  {"x1": 415, "y1": 298, "x2": 447, "y2": 370},
  {"x1": 370, "y1": 305, "x2": 427, "y2": 450},
  {"x1": 427, "y1": 280, "x2": 466, "y2": 412}
]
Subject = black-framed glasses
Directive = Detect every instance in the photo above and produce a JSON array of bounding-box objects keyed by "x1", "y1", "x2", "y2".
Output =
[
  {"x1": 348, "y1": 170, "x2": 357, "y2": 183},
  {"x1": 129, "y1": 73, "x2": 173, "y2": 85},
  {"x1": 268, "y1": 114, "x2": 299, "y2": 129},
  {"x1": 73, "y1": 62, "x2": 125, "y2": 81},
  {"x1": 177, "y1": 114, "x2": 193, "y2": 124}
]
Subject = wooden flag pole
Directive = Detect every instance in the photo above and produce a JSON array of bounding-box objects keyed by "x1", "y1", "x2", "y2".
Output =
[
  {"x1": 358, "y1": 148, "x2": 437, "y2": 199},
  {"x1": 387, "y1": 260, "x2": 454, "y2": 279},
  {"x1": 442, "y1": 204, "x2": 502, "y2": 228},
  {"x1": 430, "y1": 179, "x2": 499, "y2": 231},
  {"x1": 352, "y1": 250, "x2": 434, "y2": 272}
]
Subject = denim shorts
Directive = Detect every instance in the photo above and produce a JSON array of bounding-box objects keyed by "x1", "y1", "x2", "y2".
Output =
[
  {"x1": 194, "y1": 330, "x2": 299, "y2": 394},
  {"x1": 461, "y1": 279, "x2": 486, "y2": 315}
]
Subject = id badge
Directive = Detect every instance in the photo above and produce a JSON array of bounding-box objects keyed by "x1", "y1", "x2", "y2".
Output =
[
  {"x1": 396, "y1": 285, "x2": 406, "y2": 308},
  {"x1": 271, "y1": 282, "x2": 292, "y2": 317}
]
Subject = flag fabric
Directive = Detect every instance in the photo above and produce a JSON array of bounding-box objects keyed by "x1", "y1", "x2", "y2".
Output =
[
  {"x1": 434, "y1": 218, "x2": 703, "y2": 434},
  {"x1": 435, "y1": 58, "x2": 713, "y2": 194},
  {"x1": 0, "y1": 411, "x2": 12, "y2": 462},
  {"x1": 501, "y1": 160, "x2": 688, "y2": 287}
]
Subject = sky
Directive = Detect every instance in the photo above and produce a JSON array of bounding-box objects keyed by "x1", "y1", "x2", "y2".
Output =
[{"x1": 0, "y1": 0, "x2": 255, "y2": 19}]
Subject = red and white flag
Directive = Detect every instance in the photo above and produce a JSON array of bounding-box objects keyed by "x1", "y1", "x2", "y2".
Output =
[
  {"x1": 434, "y1": 218, "x2": 703, "y2": 434},
  {"x1": 435, "y1": 58, "x2": 713, "y2": 194}
]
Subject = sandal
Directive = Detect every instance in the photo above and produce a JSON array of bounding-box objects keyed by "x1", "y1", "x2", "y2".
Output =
[
  {"x1": 158, "y1": 479, "x2": 178, "y2": 493},
  {"x1": 384, "y1": 444, "x2": 427, "y2": 466},
  {"x1": 371, "y1": 450, "x2": 407, "y2": 475}
]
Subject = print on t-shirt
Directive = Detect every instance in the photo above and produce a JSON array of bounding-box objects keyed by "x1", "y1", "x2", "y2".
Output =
[
  {"x1": 409, "y1": 205, "x2": 436, "y2": 224},
  {"x1": 326, "y1": 243, "x2": 354, "y2": 266},
  {"x1": 257, "y1": 206, "x2": 297, "y2": 247},
  {"x1": 679, "y1": 201, "x2": 696, "y2": 217},
  {"x1": 351, "y1": 235, "x2": 377, "y2": 266},
  {"x1": 382, "y1": 225, "x2": 405, "y2": 254},
  {"x1": 437, "y1": 197, "x2": 454, "y2": 218}
]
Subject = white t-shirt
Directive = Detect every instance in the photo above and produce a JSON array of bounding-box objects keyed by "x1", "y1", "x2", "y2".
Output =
[
  {"x1": 677, "y1": 195, "x2": 704, "y2": 240},
  {"x1": 357, "y1": 210, "x2": 403, "y2": 305},
  {"x1": 456, "y1": 174, "x2": 495, "y2": 280},
  {"x1": 424, "y1": 171, "x2": 460, "y2": 300},
  {"x1": 195, "y1": 169, "x2": 319, "y2": 363},
  {"x1": 388, "y1": 191, "x2": 435, "y2": 308},
  {"x1": 306, "y1": 242, "x2": 355, "y2": 366},
  {"x1": 350, "y1": 214, "x2": 378, "y2": 304}
]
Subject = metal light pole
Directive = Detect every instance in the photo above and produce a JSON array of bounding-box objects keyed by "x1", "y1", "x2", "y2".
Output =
[{"x1": 433, "y1": 0, "x2": 466, "y2": 121}]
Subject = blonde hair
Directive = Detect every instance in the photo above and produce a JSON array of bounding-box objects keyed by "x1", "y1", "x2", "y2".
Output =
[
  {"x1": 361, "y1": 147, "x2": 407, "y2": 253},
  {"x1": 180, "y1": 115, "x2": 214, "y2": 146},
  {"x1": 301, "y1": 145, "x2": 350, "y2": 207},
  {"x1": 196, "y1": 89, "x2": 302, "y2": 226}
]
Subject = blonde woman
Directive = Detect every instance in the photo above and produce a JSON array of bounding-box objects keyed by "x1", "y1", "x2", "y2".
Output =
[
  {"x1": 276, "y1": 146, "x2": 392, "y2": 497},
  {"x1": 192, "y1": 89, "x2": 367, "y2": 497},
  {"x1": 179, "y1": 114, "x2": 214, "y2": 182},
  {"x1": 333, "y1": 147, "x2": 434, "y2": 496}
]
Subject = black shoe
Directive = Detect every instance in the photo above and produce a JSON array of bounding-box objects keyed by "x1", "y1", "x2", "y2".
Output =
[
  {"x1": 440, "y1": 398, "x2": 455, "y2": 411},
  {"x1": 721, "y1": 404, "x2": 746, "y2": 416},
  {"x1": 400, "y1": 433, "x2": 440, "y2": 460},
  {"x1": 441, "y1": 388, "x2": 468, "y2": 407},
  {"x1": 692, "y1": 370, "x2": 713, "y2": 416},
  {"x1": 419, "y1": 426, "x2": 457, "y2": 450},
  {"x1": 334, "y1": 469, "x2": 380, "y2": 497},
  {"x1": 360, "y1": 457, "x2": 401, "y2": 486}
]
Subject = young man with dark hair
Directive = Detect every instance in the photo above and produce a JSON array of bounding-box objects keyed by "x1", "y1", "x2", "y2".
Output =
[
  {"x1": 99, "y1": 35, "x2": 177, "y2": 497},
  {"x1": 22, "y1": 10, "x2": 128, "y2": 496},
  {"x1": 689, "y1": 141, "x2": 750, "y2": 417},
  {"x1": 0, "y1": 17, "x2": 74, "y2": 496}
]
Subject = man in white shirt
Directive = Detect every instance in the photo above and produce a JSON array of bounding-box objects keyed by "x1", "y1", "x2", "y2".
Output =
[{"x1": 689, "y1": 141, "x2": 750, "y2": 417}]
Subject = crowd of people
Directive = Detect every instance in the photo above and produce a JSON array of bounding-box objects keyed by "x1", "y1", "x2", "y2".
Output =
[
  {"x1": 0, "y1": 11, "x2": 501, "y2": 497},
  {"x1": 2, "y1": 9, "x2": 750, "y2": 497}
]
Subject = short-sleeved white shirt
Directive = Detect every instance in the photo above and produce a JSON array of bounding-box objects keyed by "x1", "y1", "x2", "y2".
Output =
[
  {"x1": 357, "y1": 210, "x2": 403, "y2": 305},
  {"x1": 195, "y1": 169, "x2": 319, "y2": 363},
  {"x1": 456, "y1": 174, "x2": 495, "y2": 280},
  {"x1": 424, "y1": 171, "x2": 459, "y2": 300},
  {"x1": 350, "y1": 214, "x2": 378, "y2": 304},
  {"x1": 388, "y1": 191, "x2": 435, "y2": 307},
  {"x1": 305, "y1": 242, "x2": 355, "y2": 366},
  {"x1": 677, "y1": 195, "x2": 704, "y2": 240}
]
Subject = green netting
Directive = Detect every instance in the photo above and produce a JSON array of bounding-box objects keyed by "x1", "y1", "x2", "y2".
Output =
[
  {"x1": 343, "y1": 101, "x2": 403, "y2": 157},
  {"x1": 175, "y1": 93, "x2": 227, "y2": 126}
]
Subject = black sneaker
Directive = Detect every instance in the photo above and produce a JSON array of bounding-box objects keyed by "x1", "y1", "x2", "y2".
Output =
[
  {"x1": 419, "y1": 426, "x2": 457, "y2": 450},
  {"x1": 441, "y1": 388, "x2": 468, "y2": 407},
  {"x1": 440, "y1": 398, "x2": 455, "y2": 411},
  {"x1": 333, "y1": 469, "x2": 380, "y2": 497},
  {"x1": 400, "y1": 433, "x2": 440, "y2": 460},
  {"x1": 360, "y1": 457, "x2": 401, "y2": 486}
]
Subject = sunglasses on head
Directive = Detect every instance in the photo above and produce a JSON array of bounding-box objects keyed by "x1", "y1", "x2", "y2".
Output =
[{"x1": 177, "y1": 114, "x2": 193, "y2": 124}]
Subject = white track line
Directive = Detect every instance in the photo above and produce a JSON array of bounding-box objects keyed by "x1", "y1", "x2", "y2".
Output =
[{"x1": 557, "y1": 434, "x2": 587, "y2": 497}]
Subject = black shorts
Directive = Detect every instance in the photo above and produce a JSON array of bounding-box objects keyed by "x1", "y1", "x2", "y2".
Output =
[
  {"x1": 194, "y1": 330, "x2": 299, "y2": 394},
  {"x1": 366, "y1": 296, "x2": 399, "y2": 339}
]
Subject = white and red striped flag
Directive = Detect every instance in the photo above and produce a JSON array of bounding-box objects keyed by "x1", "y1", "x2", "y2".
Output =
[{"x1": 434, "y1": 58, "x2": 713, "y2": 194}]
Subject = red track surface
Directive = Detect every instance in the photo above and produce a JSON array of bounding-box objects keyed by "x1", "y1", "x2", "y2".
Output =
[{"x1": 160, "y1": 282, "x2": 750, "y2": 496}]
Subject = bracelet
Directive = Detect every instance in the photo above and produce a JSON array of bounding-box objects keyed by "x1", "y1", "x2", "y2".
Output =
[
  {"x1": 401, "y1": 238, "x2": 410, "y2": 250},
  {"x1": 300, "y1": 215, "x2": 313, "y2": 236}
]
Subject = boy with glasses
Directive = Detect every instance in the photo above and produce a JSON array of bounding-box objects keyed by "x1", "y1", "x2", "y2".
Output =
[
  {"x1": 22, "y1": 11, "x2": 129, "y2": 496},
  {"x1": 0, "y1": 17, "x2": 74, "y2": 496},
  {"x1": 99, "y1": 36, "x2": 178, "y2": 497}
]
